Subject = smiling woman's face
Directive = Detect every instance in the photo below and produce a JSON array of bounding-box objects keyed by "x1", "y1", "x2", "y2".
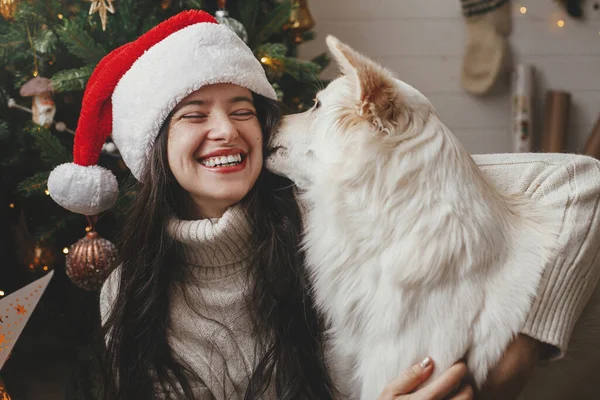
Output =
[{"x1": 167, "y1": 83, "x2": 263, "y2": 218}]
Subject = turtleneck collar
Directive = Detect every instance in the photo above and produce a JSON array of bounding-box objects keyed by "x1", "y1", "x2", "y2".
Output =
[{"x1": 167, "y1": 204, "x2": 254, "y2": 272}]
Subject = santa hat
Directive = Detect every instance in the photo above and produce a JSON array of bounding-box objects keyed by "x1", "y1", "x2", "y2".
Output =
[{"x1": 48, "y1": 10, "x2": 276, "y2": 216}]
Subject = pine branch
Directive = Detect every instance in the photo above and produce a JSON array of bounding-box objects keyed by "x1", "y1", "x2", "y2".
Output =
[
  {"x1": 111, "y1": 189, "x2": 138, "y2": 217},
  {"x1": 25, "y1": 123, "x2": 71, "y2": 167},
  {"x1": 37, "y1": 214, "x2": 79, "y2": 244},
  {"x1": 14, "y1": 1, "x2": 47, "y2": 26},
  {"x1": 110, "y1": 0, "x2": 145, "y2": 45},
  {"x1": 56, "y1": 18, "x2": 107, "y2": 64},
  {"x1": 0, "y1": 120, "x2": 8, "y2": 135},
  {"x1": 311, "y1": 52, "x2": 331, "y2": 70},
  {"x1": 51, "y1": 65, "x2": 94, "y2": 93},
  {"x1": 17, "y1": 171, "x2": 51, "y2": 196},
  {"x1": 282, "y1": 58, "x2": 321, "y2": 81},
  {"x1": 254, "y1": 0, "x2": 292, "y2": 45},
  {"x1": 256, "y1": 42, "x2": 288, "y2": 59},
  {"x1": 36, "y1": 0, "x2": 64, "y2": 24},
  {"x1": 34, "y1": 28, "x2": 58, "y2": 54},
  {"x1": 238, "y1": 0, "x2": 261, "y2": 43},
  {"x1": 0, "y1": 30, "x2": 27, "y2": 63},
  {"x1": 186, "y1": 0, "x2": 204, "y2": 10},
  {"x1": 0, "y1": 120, "x2": 9, "y2": 146}
]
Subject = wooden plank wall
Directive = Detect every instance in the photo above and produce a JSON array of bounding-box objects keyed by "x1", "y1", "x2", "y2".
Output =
[{"x1": 298, "y1": 0, "x2": 600, "y2": 154}]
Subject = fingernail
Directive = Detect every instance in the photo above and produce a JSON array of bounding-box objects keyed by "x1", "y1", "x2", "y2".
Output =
[{"x1": 420, "y1": 356, "x2": 432, "y2": 368}]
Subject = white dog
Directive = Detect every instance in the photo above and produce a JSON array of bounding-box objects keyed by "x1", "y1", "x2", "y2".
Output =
[{"x1": 266, "y1": 36, "x2": 565, "y2": 399}]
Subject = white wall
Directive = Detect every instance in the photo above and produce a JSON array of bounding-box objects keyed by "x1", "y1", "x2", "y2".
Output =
[{"x1": 298, "y1": 0, "x2": 600, "y2": 154}]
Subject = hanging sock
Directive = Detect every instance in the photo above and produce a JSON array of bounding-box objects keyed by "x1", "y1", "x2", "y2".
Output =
[{"x1": 460, "y1": 0, "x2": 512, "y2": 95}]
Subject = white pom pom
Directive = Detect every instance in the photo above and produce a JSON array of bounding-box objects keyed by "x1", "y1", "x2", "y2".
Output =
[{"x1": 47, "y1": 163, "x2": 118, "y2": 215}]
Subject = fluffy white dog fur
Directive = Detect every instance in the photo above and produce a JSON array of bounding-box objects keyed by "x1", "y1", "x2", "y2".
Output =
[{"x1": 266, "y1": 36, "x2": 562, "y2": 399}]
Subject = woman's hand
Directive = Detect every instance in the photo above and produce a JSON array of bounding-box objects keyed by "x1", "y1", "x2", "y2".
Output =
[
  {"x1": 377, "y1": 357, "x2": 473, "y2": 400},
  {"x1": 477, "y1": 334, "x2": 542, "y2": 400}
]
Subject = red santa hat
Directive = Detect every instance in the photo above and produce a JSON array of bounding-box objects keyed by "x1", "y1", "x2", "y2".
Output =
[{"x1": 48, "y1": 10, "x2": 276, "y2": 216}]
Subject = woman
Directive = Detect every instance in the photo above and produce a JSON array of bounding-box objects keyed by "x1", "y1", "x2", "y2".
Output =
[
  {"x1": 47, "y1": 9, "x2": 600, "y2": 400},
  {"x1": 47, "y1": 10, "x2": 472, "y2": 400}
]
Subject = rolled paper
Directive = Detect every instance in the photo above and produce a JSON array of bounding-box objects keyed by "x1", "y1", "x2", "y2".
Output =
[
  {"x1": 583, "y1": 113, "x2": 600, "y2": 159},
  {"x1": 542, "y1": 90, "x2": 571, "y2": 153},
  {"x1": 510, "y1": 64, "x2": 534, "y2": 153}
]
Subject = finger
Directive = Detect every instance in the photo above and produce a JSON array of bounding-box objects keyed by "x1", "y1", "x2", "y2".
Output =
[
  {"x1": 449, "y1": 384, "x2": 474, "y2": 400},
  {"x1": 380, "y1": 356, "x2": 434, "y2": 396},
  {"x1": 417, "y1": 362, "x2": 468, "y2": 400}
]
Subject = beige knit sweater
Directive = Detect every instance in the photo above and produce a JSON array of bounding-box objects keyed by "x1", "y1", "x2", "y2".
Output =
[{"x1": 100, "y1": 152, "x2": 600, "y2": 399}]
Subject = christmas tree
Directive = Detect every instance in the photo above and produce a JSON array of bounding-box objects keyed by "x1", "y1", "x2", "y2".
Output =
[{"x1": 0, "y1": 0, "x2": 327, "y2": 397}]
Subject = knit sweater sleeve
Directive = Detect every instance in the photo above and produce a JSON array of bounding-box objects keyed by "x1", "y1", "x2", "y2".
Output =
[{"x1": 473, "y1": 153, "x2": 600, "y2": 359}]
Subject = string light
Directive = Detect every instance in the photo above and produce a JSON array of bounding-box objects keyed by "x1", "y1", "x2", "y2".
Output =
[
  {"x1": 0, "y1": 290, "x2": 4, "y2": 296},
  {"x1": 85, "y1": 226, "x2": 91, "y2": 232},
  {"x1": 57, "y1": 13, "x2": 63, "y2": 19},
  {"x1": 260, "y1": 57, "x2": 269, "y2": 64},
  {"x1": 9, "y1": 203, "x2": 14, "y2": 208},
  {"x1": 63, "y1": 247, "x2": 69, "y2": 254},
  {"x1": 557, "y1": 19, "x2": 565, "y2": 28},
  {"x1": 33, "y1": 70, "x2": 38, "y2": 77},
  {"x1": 520, "y1": 6, "x2": 527, "y2": 14},
  {"x1": 43, "y1": 266, "x2": 49, "y2": 271},
  {"x1": 44, "y1": 189, "x2": 50, "y2": 195}
]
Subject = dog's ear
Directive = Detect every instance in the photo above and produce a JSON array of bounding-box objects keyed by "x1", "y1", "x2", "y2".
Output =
[{"x1": 326, "y1": 35, "x2": 408, "y2": 134}]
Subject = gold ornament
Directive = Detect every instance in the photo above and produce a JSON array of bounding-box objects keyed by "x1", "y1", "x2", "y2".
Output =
[
  {"x1": 88, "y1": 0, "x2": 115, "y2": 32},
  {"x1": 25, "y1": 243, "x2": 55, "y2": 273},
  {"x1": 0, "y1": 0, "x2": 18, "y2": 21},
  {"x1": 66, "y1": 225, "x2": 118, "y2": 291},
  {"x1": 287, "y1": 0, "x2": 315, "y2": 44}
]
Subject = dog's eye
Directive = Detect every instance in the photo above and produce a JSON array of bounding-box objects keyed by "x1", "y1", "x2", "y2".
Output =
[{"x1": 313, "y1": 98, "x2": 321, "y2": 110}]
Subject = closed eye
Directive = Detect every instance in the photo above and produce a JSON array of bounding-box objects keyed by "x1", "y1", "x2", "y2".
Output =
[
  {"x1": 181, "y1": 114, "x2": 207, "y2": 119},
  {"x1": 231, "y1": 110, "x2": 257, "y2": 120}
]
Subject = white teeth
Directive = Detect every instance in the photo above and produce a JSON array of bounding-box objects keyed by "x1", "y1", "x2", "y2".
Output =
[{"x1": 199, "y1": 154, "x2": 244, "y2": 167}]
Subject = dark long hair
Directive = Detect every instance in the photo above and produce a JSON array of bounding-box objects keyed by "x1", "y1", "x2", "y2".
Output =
[{"x1": 100, "y1": 94, "x2": 335, "y2": 399}]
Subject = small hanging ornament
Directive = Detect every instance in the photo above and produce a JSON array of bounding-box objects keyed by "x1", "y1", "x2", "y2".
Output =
[
  {"x1": 65, "y1": 217, "x2": 118, "y2": 291},
  {"x1": 25, "y1": 243, "x2": 55, "y2": 273},
  {"x1": 0, "y1": 0, "x2": 19, "y2": 21},
  {"x1": 19, "y1": 77, "x2": 56, "y2": 128},
  {"x1": 214, "y1": 0, "x2": 249, "y2": 44},
  {"x1": 87, "y1": 0, "x2": 115, "y2": 32},
  {"x1": 287, "y1": 0, "x2": 315, "y2": 44}
]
